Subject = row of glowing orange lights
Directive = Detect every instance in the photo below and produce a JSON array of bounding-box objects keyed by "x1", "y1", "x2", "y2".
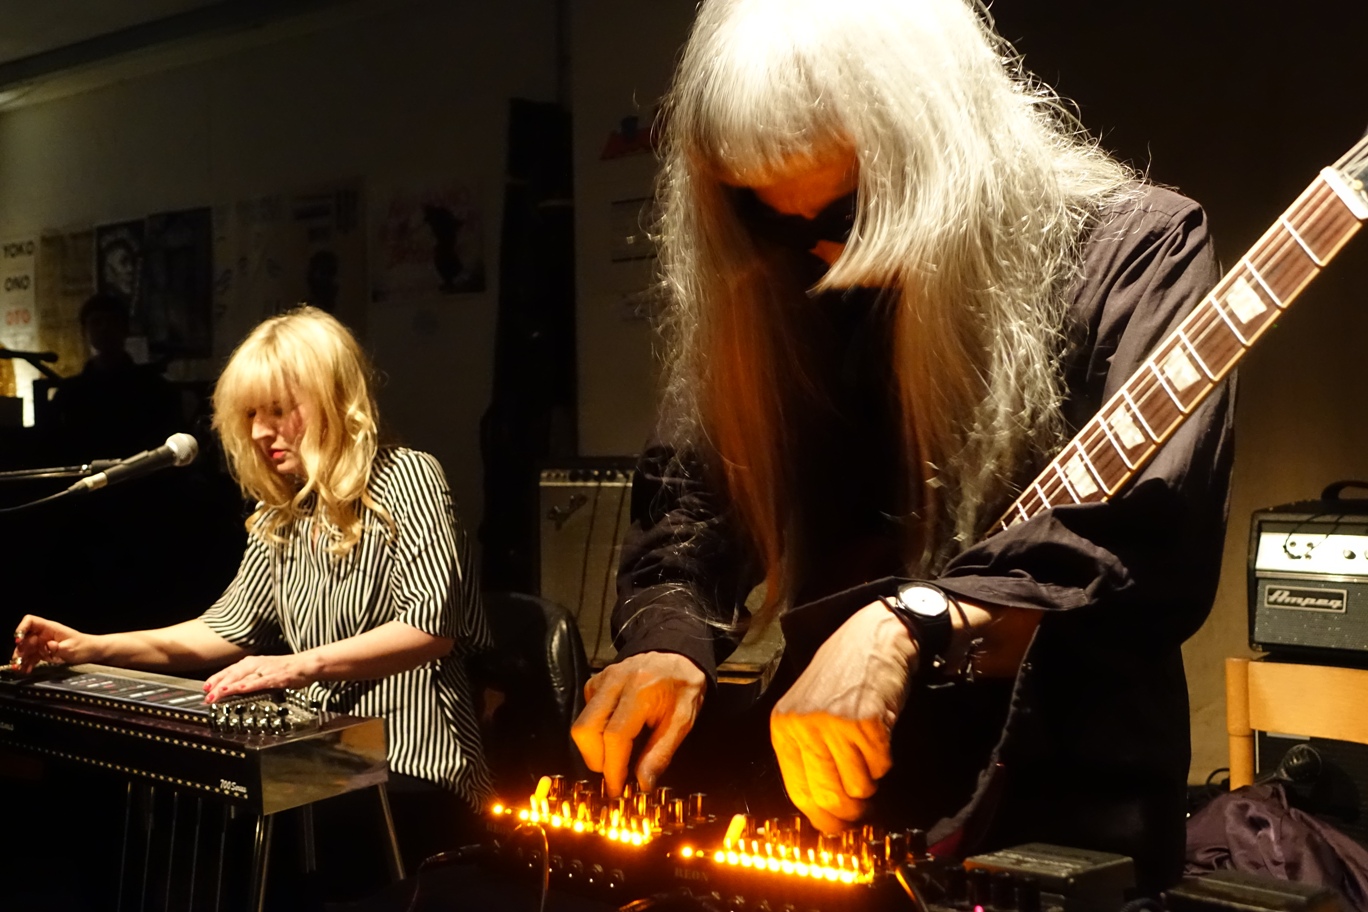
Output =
[
  {"x1": 675, "y1": 846, "x2": 870, "y2": 885},
  {"x1": 490, "y1": 803, "x2": 656, "y2": 846},
  {"x1": 488, "y1": 802, "x2": 870, "y2": 884}
]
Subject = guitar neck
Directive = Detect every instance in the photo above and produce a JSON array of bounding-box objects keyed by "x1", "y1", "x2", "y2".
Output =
[{"x1": 994, "y1": 146, "x2": 1368, "y2": 532}]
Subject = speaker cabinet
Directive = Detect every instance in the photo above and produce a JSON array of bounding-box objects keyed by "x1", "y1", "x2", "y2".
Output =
[
  {"x1": 538, "y1": 463, "x2": 635, "y2": 668},
  {"x1": 537, "y1": 462, "x2": 783, "y2": 682}
]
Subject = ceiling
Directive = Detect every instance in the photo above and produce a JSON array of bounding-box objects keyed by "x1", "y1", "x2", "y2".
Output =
[
  {"x1": 0, "y1": 0, "x2": 378, "y2": 108},
  {"x1": 0, "y1": 1, "x2": 222, "y2": 66}
]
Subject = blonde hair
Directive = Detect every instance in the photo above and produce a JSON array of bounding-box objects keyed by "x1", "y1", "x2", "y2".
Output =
[
  {"x1": 212, "y1": 306, "x2": 385, "y2": 555},
  {"x1": 655, "y1": 0, "x2": 1137, "y2": 615}
]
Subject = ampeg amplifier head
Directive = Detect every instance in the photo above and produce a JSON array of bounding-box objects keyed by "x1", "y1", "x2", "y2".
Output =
[{"x1": 1249, "y1": 481, "x2": 1368, "y2": 661}]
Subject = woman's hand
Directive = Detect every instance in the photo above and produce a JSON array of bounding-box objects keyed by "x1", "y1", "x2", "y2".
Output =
[
  {"x1": 770, "y1": 600, "x2": 918, "y2": 834},
  {"x1": 204, "y1": 652, "x2": 324, "y2": 703},
  {"x1": 571, "y1": 651, "x2": 707, "y2": 796},
  {"x1": 11, "y1": 615, "x2": 103, "y2": 673}
]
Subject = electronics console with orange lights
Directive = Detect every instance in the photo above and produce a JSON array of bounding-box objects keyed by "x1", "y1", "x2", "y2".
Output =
[{"x1": 484, "y1": 775, "x2": 1138, "y2": 912}]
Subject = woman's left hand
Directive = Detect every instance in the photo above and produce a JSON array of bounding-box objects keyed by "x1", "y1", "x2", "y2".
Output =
[
  {"x1": 204, "y1": 652, "x2": 322, "y2": 703},
  {"x1": 770, "y1": 600, "x2": 919, "y2": 834}
]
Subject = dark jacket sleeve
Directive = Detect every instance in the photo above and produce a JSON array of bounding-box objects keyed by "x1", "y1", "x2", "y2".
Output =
[
  {"x1": 934, "y1": 187, "x2": 1234, "y2": 648},
  {"x1": 610, "y1": 442, "x2": 762, "y2": 681}
]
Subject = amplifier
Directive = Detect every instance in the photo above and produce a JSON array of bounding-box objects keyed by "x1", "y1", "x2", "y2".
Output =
[
  {"x1": 1249, "y1": 482, "x2": 1368, "y2": 661},
  {"x1": 538, "y1": 461, "x2": 783, "y2": 684},
  {"x1": 538, "y1": 461, "x2": 637, "y2": 668}
]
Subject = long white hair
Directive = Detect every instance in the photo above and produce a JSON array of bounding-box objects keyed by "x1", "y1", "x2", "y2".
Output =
[{"x1": 654, "y1": 0, "x2": 1137, "y2": 613}]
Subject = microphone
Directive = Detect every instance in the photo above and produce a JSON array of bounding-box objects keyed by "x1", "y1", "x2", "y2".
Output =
[{"x1": 66, "y1": 433, "x2": 199, "y2": 493}]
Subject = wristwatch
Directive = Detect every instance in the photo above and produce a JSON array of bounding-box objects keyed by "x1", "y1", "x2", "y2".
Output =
[{"x1": 883, "y1": 581, "x2": 956, "y2": 681}]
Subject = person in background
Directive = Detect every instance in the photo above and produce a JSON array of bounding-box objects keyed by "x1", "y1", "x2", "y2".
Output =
[
  {"x1": 51, "y1": 292, "x2": 181, "y2": 459},
  {"x1": 570, "y1": 0, "x2": 1235, "y2": 893},
  {"x1": 13, "y1": 305, "x2": 492, "y2": 882}
]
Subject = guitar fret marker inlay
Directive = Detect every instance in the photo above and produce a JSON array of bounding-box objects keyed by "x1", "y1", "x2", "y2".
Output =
[
  {"x1": 1108, "y1": 405, "x2": 1146, "y2": 449},
  {"x1": 1226, "y1": 275, "x2": 1267, "y2": 324},
  {"x1": 1159, "y1": 347, "x2": 1201, "y2": 391},
  {"x1": 1063, "y1": 454, "x2": 1098, "y2": 498}
]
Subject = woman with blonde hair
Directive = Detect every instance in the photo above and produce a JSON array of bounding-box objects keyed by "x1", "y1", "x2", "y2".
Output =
[
  {"x1": 12, "y1": 305, "x2": 491, "y2": 876},
  {"x1": 571, "y1": 0, "x2": 1235, "y2": 892}
]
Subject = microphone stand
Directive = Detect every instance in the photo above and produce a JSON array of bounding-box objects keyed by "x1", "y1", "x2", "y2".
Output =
[
  {"x1": 0, "y1": 461, "x2": 118, "y2": 482},
  {"x1": 0, "y1": 460, "x2": 118, "y2": 513},
  {"x1": 0, "y1": 349, "x2": 63, "y2": 383}
]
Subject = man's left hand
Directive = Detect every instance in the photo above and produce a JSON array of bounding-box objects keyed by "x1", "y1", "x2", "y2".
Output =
[{"x1": 770, "y1": 600, "x2": 918, "y2": 833}]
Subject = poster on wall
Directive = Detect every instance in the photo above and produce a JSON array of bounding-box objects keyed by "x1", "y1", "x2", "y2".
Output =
[
  {"x1": 214, "y1": 181, "x2": 367, "y2": 349},
  {"x1": 35, "y1": 230, "x2": 96, "y2": 420},
  {"x1": 0, "y1": 237, "x2": 38, "y2": 423},
  {"x1": 141, "y1": 207, "x2": 213, "y2": 360},
  {"x1": 373, "y1": 179, "x2": 485, "y2": 301},
  {"x1": 95, "y1": 220, "x2": 144, "y2": 311}
]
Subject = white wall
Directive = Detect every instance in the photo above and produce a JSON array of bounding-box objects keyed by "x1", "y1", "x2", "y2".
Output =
[
  {"x1": 0, "y1": 0, "x2": 560, "y2": 530},
  {"x1": 569, "y1": 0, "x2": 696, "y2": 456}
]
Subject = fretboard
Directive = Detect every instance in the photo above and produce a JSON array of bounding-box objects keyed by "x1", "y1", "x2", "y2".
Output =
[{"x1": 994, "y1": 150, "x2": 1368, "y2": 532}]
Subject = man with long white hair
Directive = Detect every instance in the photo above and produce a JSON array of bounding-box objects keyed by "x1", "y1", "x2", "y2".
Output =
[{"x1": 571, "y1": 0, "x2": 1234, "y2": 892}]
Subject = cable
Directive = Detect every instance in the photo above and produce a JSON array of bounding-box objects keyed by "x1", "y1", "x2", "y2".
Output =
[{"x1": 401, "y1": 843, "x2": 488, "y2": 912}]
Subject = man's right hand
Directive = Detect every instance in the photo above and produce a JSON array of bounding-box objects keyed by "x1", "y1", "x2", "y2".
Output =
[
  {"x1": 570, "y1": 651, "x2": 706, "y2": 796},
  {"x1": 11, "y1": 615, "x2": 100, "y2": 673}
]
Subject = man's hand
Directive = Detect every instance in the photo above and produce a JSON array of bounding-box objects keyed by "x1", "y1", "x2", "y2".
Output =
[
  {"x1": 570, "y1": 651, "x2": 706, "y2": 796},
  {"x1": 770, "y1": 600, "x2": 917, "y2": 834},
  {"x1": 11, "y1": 615, "x2": 102, "y2": 673},
  {"x1": 204, "y1": 652, "x2": 323, "y2": 703}
]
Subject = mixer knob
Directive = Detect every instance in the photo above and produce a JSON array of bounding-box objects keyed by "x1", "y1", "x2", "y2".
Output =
[
  {"x1": 907, "y1": 827, "x2": 930, "y2": 861},
  {"x1": 688, "y1": 792, "x2": 706, "y2": 821},
  {"x1": 549, "y1": 775, "x2": 566, "y2": 800},
  {"x1": 654, "y1": 785, "x2": 673, "y2": 808},
  {"x1": 622, "y1": 781, "x2": 636, "y2": 800},
  {"x1": 885, "y1": 830, "x2": 907, "y2": 863},
  {"x1": 634, "y1": 792, "x2": 650, "y2": 816},
  {"x1": 589, "y1": 863, "x2": 605, "y2": 884}
]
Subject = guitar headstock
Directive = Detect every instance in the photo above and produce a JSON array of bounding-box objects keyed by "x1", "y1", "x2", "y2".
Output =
[{"x1": 1328, "y1": 131, "x2": 1368, "y2": 217}]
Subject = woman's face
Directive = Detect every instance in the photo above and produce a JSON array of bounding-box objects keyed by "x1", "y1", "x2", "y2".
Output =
[
  {"x1": 729, "y1": 147, "x2": 859, "y2": 265},
  {"x1": 248, "y1": 394, "x2": 310, "y2": 478}
]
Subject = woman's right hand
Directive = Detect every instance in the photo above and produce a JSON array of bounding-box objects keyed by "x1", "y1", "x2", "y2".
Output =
[{"x1": 11, "y1": 616, "x2": 101, "y2": 673}]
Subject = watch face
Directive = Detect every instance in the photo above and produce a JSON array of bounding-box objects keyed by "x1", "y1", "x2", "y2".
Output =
[{"x1": 898, "y1": 583, "x2": 950, "y2": 618}]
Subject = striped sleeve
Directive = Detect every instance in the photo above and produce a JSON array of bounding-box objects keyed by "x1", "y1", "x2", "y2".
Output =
[
  {"x1": 382, "y1": 451, "x2": 486, "y2": 648},
  {"x1": 200, "y1": 531, "x2": 286, "y2": 652}
]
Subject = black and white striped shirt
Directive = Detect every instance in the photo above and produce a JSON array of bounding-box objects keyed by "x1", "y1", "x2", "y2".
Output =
[{"x1": 201, "y1": 447, "x2": 493, "y2": 809}]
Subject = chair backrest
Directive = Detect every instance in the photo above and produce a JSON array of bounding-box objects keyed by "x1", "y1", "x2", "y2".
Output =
[
  {"x1": 1226, "y1": 656, "x2": 1368, "y2": 789},
  {"x1": 475, "y1": 590, "x2": 591, "y2": 797}
]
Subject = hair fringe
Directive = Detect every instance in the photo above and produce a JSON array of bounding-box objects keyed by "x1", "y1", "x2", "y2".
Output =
[{"x1": 211, "y1": 306, "x2": 393, "y2": 557}]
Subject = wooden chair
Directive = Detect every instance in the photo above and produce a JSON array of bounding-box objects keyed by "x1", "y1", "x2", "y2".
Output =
[{"x1": 1226, "y1": 656, "x2": 1368, "y2": 788}]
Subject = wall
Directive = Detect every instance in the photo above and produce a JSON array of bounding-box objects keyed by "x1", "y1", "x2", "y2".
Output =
[
  {"x1": 569, "y1": 0, "x2": 696, "y2": 456},
  {"x1": 0, "y1": 0, "x2": 560, "y2": 531}
]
